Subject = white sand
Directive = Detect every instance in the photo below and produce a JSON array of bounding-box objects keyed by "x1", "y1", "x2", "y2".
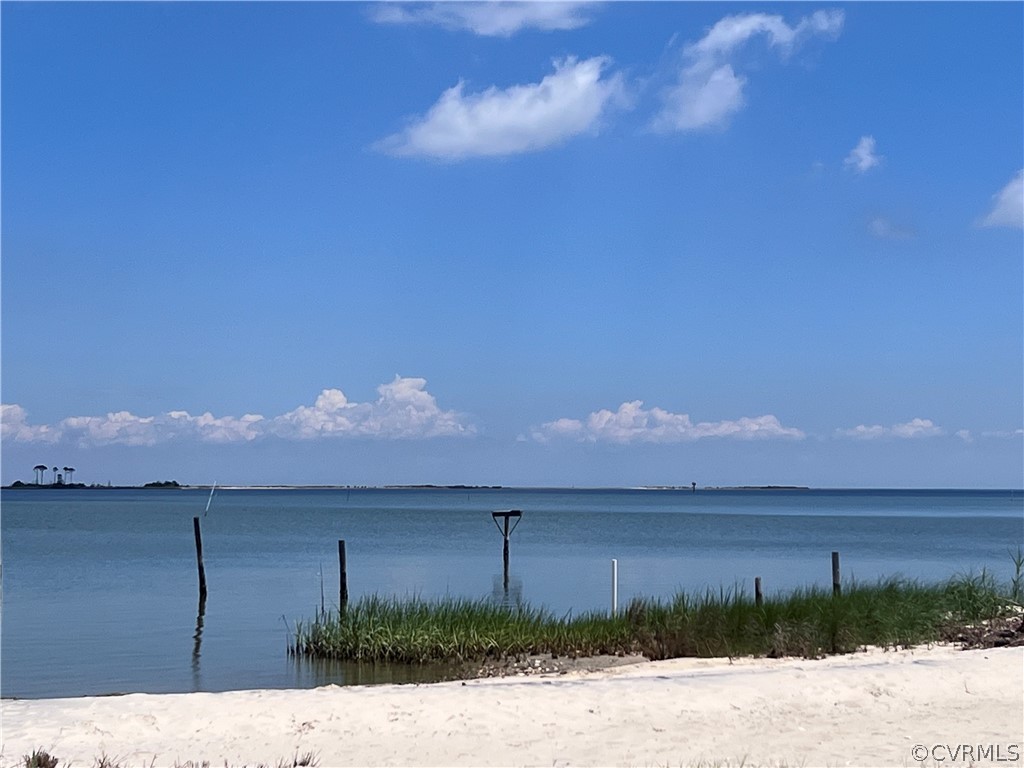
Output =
[{"x1": 3, "y1": 646, "x2": 1022, "y2": 767}]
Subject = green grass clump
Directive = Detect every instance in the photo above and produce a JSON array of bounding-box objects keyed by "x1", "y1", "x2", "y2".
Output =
[
  {"x1": 290, "y1": 571, "x2": 1019, "y2": 665},
  {"x1": 290, "y1": 595, "x2": 636, "y2": 663},
  {"x1": 23, "y1": 751, "x2": 59, "y2": 768}
]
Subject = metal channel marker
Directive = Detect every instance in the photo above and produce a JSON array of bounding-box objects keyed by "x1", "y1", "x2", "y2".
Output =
[{"x1": 491, "y1": 509, "x2": 522, "y2": 592}]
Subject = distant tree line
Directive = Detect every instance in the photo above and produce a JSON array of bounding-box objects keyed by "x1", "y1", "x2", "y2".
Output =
[
  {"x1": 31, "y1": 464, "x2": 77, "y2": 485},
  {"x1": 5, "y1": 470, "x2": 183, "y2": 490}
]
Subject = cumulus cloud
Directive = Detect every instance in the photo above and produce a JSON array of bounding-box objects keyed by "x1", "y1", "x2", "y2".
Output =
[
  {"x1": 269, "y1": 376, "x2": 473, "y2": 439},
  {"x1": 836, "y1": 418, "x2": 943, "y2": 440},
  {"x1": 377, "y1": 56, "x2": 626, "y2": 159},
  {"x1": 1, "y1": 404, "x2": 62, "y2": 444},
  {"x1": 979, "y1": 169, "x2": 1024, "y2": 229},
  {"x1": 868, "y1": 216, "x2": 915, "y2": 240},
  {"x1": 836, "y1": 424, "x2": 887, "y2": 440},
  {"x1": 0, "y1": 377, "x2": 473, "y2": 447},
  {"x1": 371, "y1": 2, "x2": 596, "y2": 37},
  {"x1": 890, "y1": 418, "x2": 943, "y2": 438},
  {"x1": 12, "y1": 409, "x2": 266, "y2": 447},
  {"x1": 169, "y1": 411, "x2": 266, "y2": 443},
  {"x1": 531, "y1": 400, "x2": 804, "y2": 443},
  {"x1": 844, "y1": 135, "x2": 882, "y2": 173},
  {"x1": 652, "y1": 9, "x2": 843, "y2": 132},
  {"x1": 60, "y1": 411, "x2": 161, "y2": 447}
]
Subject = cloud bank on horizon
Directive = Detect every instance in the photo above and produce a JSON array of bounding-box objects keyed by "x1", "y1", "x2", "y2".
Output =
[
  {"x1": 1, "y1": 377, "x2": 475, "y2": 447},
  {"x1": 835, "y1": 419, "x2": 944, "y2": 441},
  {"x1": 531, "y1": 401, "x2": 805, "y2": 443},
  {"x1": 5, "y1": 383, "x2": 1018, "y2": 451}
]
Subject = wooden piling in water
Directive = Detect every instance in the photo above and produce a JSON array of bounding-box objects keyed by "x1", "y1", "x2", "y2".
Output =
[
  {"x1": 193, "y1": 516, "x2": 207, "y2": 602},
  {"x1": 832, "y1": 551, "x2": 841, "y2": 596},
  {"x1": 338, "y1": 539, "x2": 349, "y2": 611},
  {"x1": 755, "y1": 576, "x2": 763, "y2": 607}
]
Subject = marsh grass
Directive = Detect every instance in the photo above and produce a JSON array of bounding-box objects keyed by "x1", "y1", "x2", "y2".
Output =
[
  {"x1": 290, "y1": 595, "x2": 636, "y2": 663},
  {"x1": 290, "y1": 571, "x2": 1017, "y2": 664},
  {"x1": 1008, "y1": 546, "x2": 1024, "y2": 605}
]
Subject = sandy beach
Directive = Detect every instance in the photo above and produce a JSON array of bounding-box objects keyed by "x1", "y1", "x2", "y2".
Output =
[{"x1": 2, "y1": 645, "x2": 1022, "y2": 768}]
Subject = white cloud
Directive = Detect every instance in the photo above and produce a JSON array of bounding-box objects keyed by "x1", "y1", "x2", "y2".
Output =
[
  {"x1": 654, "y1": 63, "x2": 747, "y2": 132},
  {"x1": 652, "y1": 10, "x2": 843, "y2": 133},
  {"x1": 835, "y1": 424, "x2": 887, "y2": 440},
  {"x1": 371, "y1": 2, "x2": 595, "y2": 37},
  {"x1": 52, "y1": 409, "x2": 266, "y2": 447},
  {"x1": 532, "y1": 400, "x2": 804, "y2": 443},
  {"x1": 844, "y1": 135, "x2": 882, "y2": 173},
  {"x1": 0, "y1": 377, "x2": 473, "y2": 447},
  {"x1": 169, "y1": 411, "x2": 265, "y2": 443},
  {"x1": 891, "y1": 418, "x2": 943, "y2": 438},
  {"x1": 1, "y1": 404, "x2": 62, "y2": 444},
  {"x1": 979, "y1": 169, "x2": 1024, "y2": 229},
  {"x1": 60, "y1": 411, "x2": 161, "y2": 447},
  {"x1": 836, "y1": 418, "x2": 943, "y2": 440},
  {"x1": 270, "y1": 376, "x2": 473, "y2": 439},
  {"x1": 980, "y1": 428, "x2": 1024, "y2": 439},
  {"x1": 377, "y1": 56, "x2": 626, "y2": 159},
  {"x1": 868, "y1": 216, "x2": 915, "y2": 240},
  {"x1": 955, "y1": 429, "x2": 973, "y2": 443}
]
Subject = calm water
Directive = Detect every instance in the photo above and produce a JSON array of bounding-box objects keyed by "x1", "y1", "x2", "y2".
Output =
[{"x1": 2, "y1": 487, "x2": 1021, "y2": 699}]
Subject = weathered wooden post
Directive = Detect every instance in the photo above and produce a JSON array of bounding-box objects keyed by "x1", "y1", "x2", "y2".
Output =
[
  {"x1": 193, "y1": 517, "x2": 207, "y2": 602},
  {"x1": 491, "y1": 510, "x2": 522, "y2": 592},
  {"x1": 755, "y1": 576, "x2": 763, "y2": 607},
  {"x1": 831, "y1": 551, "x2": 841, "y2": 596},
  {"x1": 338, "y1": 539, "x2": 349, "y2": 611}
]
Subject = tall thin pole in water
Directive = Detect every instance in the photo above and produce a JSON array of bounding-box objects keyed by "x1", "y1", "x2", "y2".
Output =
[
  {"x1": 832, "y1": 551, "x2": 841, "y2": 596},
  {"x1": 338, "y1": 540, "x2": 349, "y2": 611},
  {"x1": 193, "y1": 516, "x2": 207, "y2": 602},
  {"x1": 204, "y1": 481, "x2": 217, "y2": 517}
]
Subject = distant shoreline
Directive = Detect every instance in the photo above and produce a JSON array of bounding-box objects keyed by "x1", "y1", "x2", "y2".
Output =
[
  {"x1": 4, "y1": 483, "x2": 1019, "y2": 493},
  {"x1": 1, "y1": 482, "x2": 775, "y2": 491}
]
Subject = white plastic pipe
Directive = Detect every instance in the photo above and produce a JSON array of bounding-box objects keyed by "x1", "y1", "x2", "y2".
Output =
[{"x1": 611, "y1": 558, "x2": 619, "y2": 617}]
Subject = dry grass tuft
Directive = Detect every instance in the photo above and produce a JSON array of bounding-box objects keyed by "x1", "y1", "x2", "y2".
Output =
[{"x1": 20, "y1": 752, "x2": 320, "y2": 768}]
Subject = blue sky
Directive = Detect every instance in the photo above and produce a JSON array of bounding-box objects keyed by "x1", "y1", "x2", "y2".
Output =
[{"x1": 2, "y1": 2, "x2": 1022, "y2": 488}]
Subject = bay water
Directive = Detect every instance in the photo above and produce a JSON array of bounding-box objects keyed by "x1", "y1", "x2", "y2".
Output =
[{"x1": 2, "y1": 487, "x2": 1021, "y2": 698}]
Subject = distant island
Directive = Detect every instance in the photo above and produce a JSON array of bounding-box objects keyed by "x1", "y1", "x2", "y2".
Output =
[
  {"x1": 1, "y1": 481, "x2": 513, "y2": 491},
  {"x1": 3, "y1": 479, "x2": 184, "y2": 490},
  {"x1": 702, "y1": 485, "x2": 811, "y2": 491},
  {"x1": 2, "y1": 481, "x2": 813, "y2": 492}
]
